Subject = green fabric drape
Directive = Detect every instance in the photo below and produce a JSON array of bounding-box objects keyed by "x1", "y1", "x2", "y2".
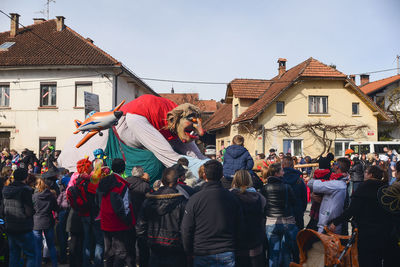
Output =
[{"x1": 104, "y1": 129, "x2": 164, "y2": 185}]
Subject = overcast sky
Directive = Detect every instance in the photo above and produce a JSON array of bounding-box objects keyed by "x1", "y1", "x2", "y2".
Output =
[{"x1": 1, "y1": 0, "x2": 399, "y2": 100}]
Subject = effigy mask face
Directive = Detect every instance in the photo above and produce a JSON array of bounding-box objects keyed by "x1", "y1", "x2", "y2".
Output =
[{"x1": 167, "y1": 103, "x2": 204, "y2": 143}]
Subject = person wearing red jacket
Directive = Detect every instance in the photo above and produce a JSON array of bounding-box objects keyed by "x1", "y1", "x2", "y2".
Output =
[{"x1": 97, "y1": 158, "x2": 136, "y2": 267}]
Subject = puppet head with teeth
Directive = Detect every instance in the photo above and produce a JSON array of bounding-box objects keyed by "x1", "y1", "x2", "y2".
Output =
[{"x1": 167, "y1": 103, "x2": 204, "y2": 143}]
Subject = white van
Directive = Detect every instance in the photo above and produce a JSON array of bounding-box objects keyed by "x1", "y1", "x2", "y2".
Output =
[{"x1": 348, "y1": 141, "x2": 400, "y2": 156}]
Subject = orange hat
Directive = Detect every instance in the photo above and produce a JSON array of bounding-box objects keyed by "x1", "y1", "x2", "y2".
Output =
[{"x1": 77, "y1": 158, "x2": 92, "y2": 174}]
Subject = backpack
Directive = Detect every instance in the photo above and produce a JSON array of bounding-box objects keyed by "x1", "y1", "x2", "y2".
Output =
[{"x1": 67, "y1": 176, "x2": 90, "y2": 214}]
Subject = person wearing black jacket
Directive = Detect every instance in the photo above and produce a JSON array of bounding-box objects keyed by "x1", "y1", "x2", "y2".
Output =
[
  {"x1": 261, "y1": 163, "x2": 298, "y2": 267},
  {"x1": 230, "y1": 170, "x2": 266, "y2": 267},
  {"x1": 32, "y1": 178, "x2": 58, "y2": 267},
  {"x1": 349, "y1": 157, "x2": 364, "y2": 195},
  {"x1": 181, "y1": 160, "x2": 243, "y2": 267},
  {"x1": 2, "y1": 168, "x2": 36, "y2": 267},
  {"x1": 282, "y1": 156, "x2": 307, "y2": 230},
  {"x1": 329, "y1": 165, "x2": 397, "y2": 267},
  {"x1": 136, "y1": 167, "x2": 187, "y2": 267},
  {"x1": 126, "y1": 166, "x2": 151, "y2": 267}
]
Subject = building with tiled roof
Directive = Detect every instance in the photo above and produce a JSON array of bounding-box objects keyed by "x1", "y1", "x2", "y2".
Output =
[
  {"x1": 159, "y1": 92, "x2": 220, "y2": 114},
  {"x1": 0, "y1": 13, "x2": 157, "y2": 152},
  {"x1": 206, "y1": 57, "x2": 388, "y2": 157},
  {"x1": 359, "y1": 74, "x2": 400, "y2": 139}
]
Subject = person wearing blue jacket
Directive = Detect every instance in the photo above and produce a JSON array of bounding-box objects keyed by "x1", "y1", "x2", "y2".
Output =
[
  {"x1": 282, "y1": 156, "x2": 308, "y2": 230},
  {"x1": 222, "y1": 135, "x2": 254, "y2": 189}
]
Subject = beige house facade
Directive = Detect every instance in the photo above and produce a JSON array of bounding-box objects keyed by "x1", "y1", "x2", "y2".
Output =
[{"x1": 205, "y1": 58, "x2": 389, "y2": 158}]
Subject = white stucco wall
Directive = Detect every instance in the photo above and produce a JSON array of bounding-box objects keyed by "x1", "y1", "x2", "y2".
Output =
[{"x1": 0, "y1": 67, "x2": 153, "y2": 154}]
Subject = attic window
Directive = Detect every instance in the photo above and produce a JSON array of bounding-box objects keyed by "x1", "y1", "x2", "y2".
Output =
[{"x1": 0, "y1": 42, "x2": 15, "y2": 51}]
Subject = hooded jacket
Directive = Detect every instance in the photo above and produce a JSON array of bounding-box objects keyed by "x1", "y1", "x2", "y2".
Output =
[
  {"x1": 283, "y1": 167, "x2": 308, "y2": 228},
  {"x1": 2, "y1": 180, "x2": 33, "y2": 233},
  {"x1": 223, "y1": 145, "x2": 254, "y2": 179},
  {"x1": 349, "y1": 159, "x2": 364, "y2": 182},
  {"x1": 231, "y1": 188, "x2": 266, "y2": 250},
  {"x1": 97, "y1": 173, "x2": 135, "y2": 232},
  {"x1": 126, "y1": 175, "x2": 150, "y2": 218},
  {"x1": 33, "y1": 188, "x2": 58, "y2": 230},
  {"x1": 136, "y1": 186, "x2": 186, "y2": 252},
  {"x1": 308, "y1": 173, "x2": 348, "y2": 233}
]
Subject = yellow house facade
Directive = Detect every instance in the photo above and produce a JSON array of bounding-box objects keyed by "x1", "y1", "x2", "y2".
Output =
[{"x1": 204, "y1": 58, "x2": 389, "y2": 158}]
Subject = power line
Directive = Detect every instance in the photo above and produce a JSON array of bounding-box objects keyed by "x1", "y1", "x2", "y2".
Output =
[{"x1": 0, "y1": 10, "x2": 398, "y2": 87}]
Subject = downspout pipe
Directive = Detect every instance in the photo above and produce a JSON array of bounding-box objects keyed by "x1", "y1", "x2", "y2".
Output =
[
  {"x1": 262, "y1": 125, "x2": 265, "y2": 154},
  {"x1": 114, "y1": 69, "x2": 123, "y2": 107}
]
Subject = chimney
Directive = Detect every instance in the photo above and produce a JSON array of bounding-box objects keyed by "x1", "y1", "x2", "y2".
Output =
[
  {"x1": 277, "y1": 58, "x2": 287, "y2": 77},
  {"x1": 56, "y1": 16, "x2": 65, "y2": 31},
  {"x1": 349, "y1": 75, "x2": 356, "y2": 84},
  {"x1": 10, "y1": 13, "x2": 20, "y2": 37},
  {"x1": 33, "y1": 18, "x2": 46, "y2": 24},
  {"x1": 360, "y1": 74, "x2": 370, "y2": 86}
]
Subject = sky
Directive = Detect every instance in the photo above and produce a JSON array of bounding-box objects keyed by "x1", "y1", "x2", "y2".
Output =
[{"x1": 0, "y1": 0, "x2": 399, "y2": 101}]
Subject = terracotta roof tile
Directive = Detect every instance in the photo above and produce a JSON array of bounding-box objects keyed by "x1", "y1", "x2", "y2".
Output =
[
  {"x1": 360, "y1": 74, "x2": 400, "y2": 95},
  {"x1": 300, "y1": 58, "x2": 347, "y2": 78},
  {"x1": 0, "y1": 19, "x2": 118, "y2": 66},
  {"x1": 160, "y1": 93, "x2": 218, "y2": 113},
  {"x1": 203, "y1": 104, "x2": 232, "y2": 131},
  {"x1": 159, "y1": 93, "x2": 199, "y2": 105},
  {"x1": 229, "y1": 79, "x2": 271, "y2": 99},
  {"x1": 233, "y1": 58, "x2": 311, "y2": 123}
]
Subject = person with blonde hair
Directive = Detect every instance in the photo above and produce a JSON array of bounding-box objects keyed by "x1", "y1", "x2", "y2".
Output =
[
  {"x1": 32, "y1": 177, "x2": 59, "y2": 267},
  {"x1": 231, "y1": 170, "x2": 266, "y2": 267}
]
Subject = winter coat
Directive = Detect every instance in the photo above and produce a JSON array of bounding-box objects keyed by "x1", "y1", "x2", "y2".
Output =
[
  {"x1": 33, "y1": 188, "x2": 58, "y2": 230},
  {"x1": 261, "y1": 176, "x2": 296, "y2": 218},
  {"x1": 97, "y1": 173, "x2": 135, "y2": 232},
  {"x1": 349, "y1": 160, "x2": 364, "y2": 182},
  {"x1": 332, "y1": 179, "x2": 393, "y2": 251},
  {"x1": 2, "y1": 180, "x2": 34, "y2": 233},
  {"x1": 223, "y1": 145, "x2": 254, "y2": 179},
  {"x1": 231, "y1": 188, "x2": 266, "y2": 250},
  {"x1": 136, "y1": 186, "x2": 186, "y2": 252},
  {"x1": 57, "y1": 189, "x2": 69, "y2": 210},
  {"x1": 308, "y1": 174, "x2": 348, "y2": 233},
  {"x1": 283, "y1": 167, "x2": 308, "y2": 228},
  {"x1": 66, "y1": 208, "x2": 83, "y2": 233},
  {"x1": 181, "y1": 181, "x2": 243, "y2": 256},
  {"x1": 126, "y1": 175, "x2": 151, "y2": 218}
]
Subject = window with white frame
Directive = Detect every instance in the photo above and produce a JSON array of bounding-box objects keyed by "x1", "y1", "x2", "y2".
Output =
[
  {"x1": 276, "y1": 101, "x2": 285, "y2": 114},
  {"x1": 309, "y1": 96, "x2": 328, "y2": 114},
  {"x1": 0, "y1": 84, "x2": 10, "y2": 107},
  {"x1": 75, "y1": 82, "x2": 93, "y2": 107},
  {"x1": 334, "y1": 140, "x2": 352, "y2": 157},
  {"x1": 352, "y1": 102, "x2": 360, "y2": 115},
  {"x1": 283, "y1": 139, "x2": 303, "y2": 156},
  {"x1": 40, "y1": 83, "x2": 57, "y2": 107}
]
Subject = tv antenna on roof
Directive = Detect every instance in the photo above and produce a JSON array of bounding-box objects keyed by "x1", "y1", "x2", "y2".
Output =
[{"x1": 36, "y1": 0, "x2": 56, "y2": 20}]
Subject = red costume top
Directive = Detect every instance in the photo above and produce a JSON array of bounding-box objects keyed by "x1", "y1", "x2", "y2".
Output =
[{"x1": 120, "y1": 95, "x2": 178, "y2": 141}]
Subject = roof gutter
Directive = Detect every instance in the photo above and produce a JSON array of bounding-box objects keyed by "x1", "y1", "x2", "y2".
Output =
[
  {"x1": 120, "y1": 64, "x2": 159, "y2": 96},
  {"x1": 114, "y1": 70, "x2": 123, "y2": 107}
]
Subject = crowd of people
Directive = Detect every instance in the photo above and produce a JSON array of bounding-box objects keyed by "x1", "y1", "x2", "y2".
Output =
[{"x1": 0, "y1": 137, "x2": 399, "y2": 267}]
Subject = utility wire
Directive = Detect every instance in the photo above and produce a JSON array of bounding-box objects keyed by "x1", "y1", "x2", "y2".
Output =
[{"x1": 0, "y1": 10, "x2": 399, "y2": 87}]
